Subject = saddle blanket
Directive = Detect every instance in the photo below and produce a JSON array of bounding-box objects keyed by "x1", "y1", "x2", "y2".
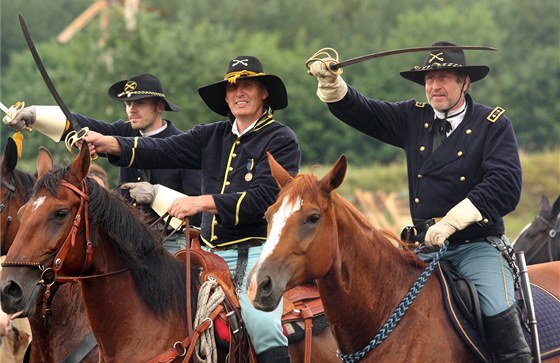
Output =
[{"x1": 438, "y1": 264, "x2": 560, "y2": 362}]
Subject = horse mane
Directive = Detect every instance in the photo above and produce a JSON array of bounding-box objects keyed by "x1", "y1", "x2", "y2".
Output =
[
  {"x1": 35, "y1": 168, "x2": 188, "y2": 320},
  {"x1": 9, "y1": 168, "x2": 36, "y2": 201}
]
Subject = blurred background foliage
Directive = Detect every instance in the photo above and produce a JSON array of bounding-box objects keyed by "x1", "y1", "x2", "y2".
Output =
[{"x1": 1, "y1": 0, "x2": 558, "y2": 235}]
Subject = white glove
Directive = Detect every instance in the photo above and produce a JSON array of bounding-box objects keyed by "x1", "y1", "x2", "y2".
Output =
[
  {"x1": 3, "y1": 106, "x2": 36, "y2": 131},
  {"x1": 308, "y1": 58, "x2": 348, "y2": 103},
  {"x1": 2, "y1": 105, "x2": 67, "y2": 142},
  {"x1": 425, "y1": 198, "x2": 483, "y2": 247},
  {"x1": 121, "y1": 182, "x2": 159, "y2": 204}
]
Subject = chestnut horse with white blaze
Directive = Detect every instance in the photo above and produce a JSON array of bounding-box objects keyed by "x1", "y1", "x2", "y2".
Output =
[
  {"x1": 247, "y1": 152, "x2": 560, "y2": 362},
  {"x1": 0, "y1": 138, "x2": 97, "y2": 363}
]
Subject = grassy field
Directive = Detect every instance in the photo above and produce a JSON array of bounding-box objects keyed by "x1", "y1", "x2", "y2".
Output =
[{"x1": 302, "y1": 149, "x2": 560, "y2": 239}]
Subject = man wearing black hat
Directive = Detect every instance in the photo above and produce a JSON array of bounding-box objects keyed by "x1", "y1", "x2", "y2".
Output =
[
  {"x1": 308, "y1": 42, "x2": 530, "y2": 362},
  {"x1": 83, "y1": 56, "x2": 300, "y2": 362},
  {"x1": 3, "y1": 73, "x2": 202, "y2": 253}
]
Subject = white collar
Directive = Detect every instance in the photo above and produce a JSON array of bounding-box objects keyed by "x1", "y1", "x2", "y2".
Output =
[
  {"x1": 232, "y1": 111, "x2": 266, "y2": 137},
  {"x1": 434, "y1": 103, "x2": 467, "y2": 135},
  {"x1": 140, "y1": 121, "x2": 167, "y2": 137}
]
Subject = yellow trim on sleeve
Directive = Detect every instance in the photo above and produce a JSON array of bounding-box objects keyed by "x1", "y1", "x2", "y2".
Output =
[
  {"x1": 235, "y1": 192, "x2": 247, "y2": 226},
  {"x1": 126, "y1": 136, "x2": 139, "y2": 168}
]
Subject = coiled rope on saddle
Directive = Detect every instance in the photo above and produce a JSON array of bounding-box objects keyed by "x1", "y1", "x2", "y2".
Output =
[
  {"x1": 337, "y1": 241, "x2": 449, "y2": 363},
  {"x1": 195, "y1": 276, "x2": 225, "y2": 363}
]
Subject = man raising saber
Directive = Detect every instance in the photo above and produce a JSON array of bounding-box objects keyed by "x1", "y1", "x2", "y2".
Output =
[{"x1": 308, "y1": 41, "x2": 530, "y2": 362}]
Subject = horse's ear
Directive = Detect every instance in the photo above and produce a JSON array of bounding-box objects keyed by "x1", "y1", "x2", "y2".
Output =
[
  {"x1": 1, "y1": 137, "x2": 18, "y2": 174},
  {"x1": 36, "y1": 147, "x2": 54, "y2": 178},
  {"x1": 551, "y1": 195, "x2": 560, "y2": 216},
  {"x1": 539, "y1": 195, "x2": 551, "y2": 213},
  {"x1": 68, "y1": 144, "x2": 90, "y2": 184},
  {"x1": 267, "y1": 151, "x2": 293, "y2": 188},
  {"x1": 320, "y1": 154, "x2": 347, "y2": 193}
]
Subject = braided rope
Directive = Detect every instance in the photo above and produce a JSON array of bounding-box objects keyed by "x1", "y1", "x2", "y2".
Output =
[
  {"x1": 116, "y1": 90, "x2": 165, "y2": 98},
  {"x1": 338, "y1": 241, "x2": 449, "y2": 363},
  {"x1": 194, "y1": 277, "x2": 225, "y2": 363}
]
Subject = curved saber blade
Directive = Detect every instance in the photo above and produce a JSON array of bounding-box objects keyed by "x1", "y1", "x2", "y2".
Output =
[
  {"x1": 19, "y1": 13, "x2": 80, "y2": 132},
  {"x1": 330, "y1": 45, "x2": 498, "y2": 71},
  {"x1": 19, "y1": 13, "x2": 97, "y2": 160}
]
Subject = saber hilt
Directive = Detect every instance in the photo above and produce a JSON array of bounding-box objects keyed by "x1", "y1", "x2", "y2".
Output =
[{"x1": 0, "y1": 101, "x2": 32, "y2": 132}]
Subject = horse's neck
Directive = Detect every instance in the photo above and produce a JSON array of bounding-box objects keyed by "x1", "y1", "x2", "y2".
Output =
[
  {"x1": 78, "y1": 235, "x2": 183, "y2": 359},
  {"x1": 319, "y1": 195, "x2": 428, "y2": 349},
  {"x1": 27, "y1": 283, "x2": 92, "y2": 362},
  {"x1": 79, "y1": 268, "x2": 172, "y2": 359}
]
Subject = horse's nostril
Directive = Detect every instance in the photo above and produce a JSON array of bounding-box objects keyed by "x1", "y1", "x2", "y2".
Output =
[
  {"x1": 2, "y1": 280, "x2": 23, "y2": 300},
  {"x1": 260, "y1": 275, "x2": 272, "y2": 295}
]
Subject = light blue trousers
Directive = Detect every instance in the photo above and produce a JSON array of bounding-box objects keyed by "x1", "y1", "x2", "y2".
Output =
[
  {"x1": 418, "y1": 235, "x2": 516, "y2": 317},
  {"x1": 163, "y1": 233, "x2": 187, "y2": 255},
  {"x1": 210, "y1": 245, "x2": 287, "y2": 354}
]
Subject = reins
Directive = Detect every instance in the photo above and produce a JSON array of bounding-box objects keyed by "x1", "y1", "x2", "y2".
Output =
[{"x1": 337, "y1": 241, "x2": 449, "y2": 363}]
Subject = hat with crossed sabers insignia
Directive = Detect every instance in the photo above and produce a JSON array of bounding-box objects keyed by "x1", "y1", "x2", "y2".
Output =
[
  {"x1": 399, "y1": 41, "x2": 490, "y2": 86},
  {"x1": 198, "y1": 55, "x2": 288, "y2": 116},
  {"x1": 107, "y1": 73, "x2": 181, "y2": 111}
]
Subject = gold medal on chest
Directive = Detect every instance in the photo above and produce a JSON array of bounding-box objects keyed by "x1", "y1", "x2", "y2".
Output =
[{"x1": 245, "y1": 173, "x2": 253, "y2": 182}]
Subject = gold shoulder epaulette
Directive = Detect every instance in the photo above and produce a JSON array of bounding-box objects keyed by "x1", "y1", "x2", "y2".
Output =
[
  {"x1": 415, "y1": 101, "x2": 426, "y2": 108},
  {"x1": 487, "y1": 106, "x2": 505, "y2": 123}
]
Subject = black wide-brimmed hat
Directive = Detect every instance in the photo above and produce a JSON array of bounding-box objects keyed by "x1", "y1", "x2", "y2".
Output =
[
  {"x1": 399, "y1": 41, "x2": 490, "y2": 85},
  {"x1": 108, "y1": 73, "x2": 181, "y2": 111},
  {"x1": 198, "y1": 56, "x2": 287, "y2": 116}
]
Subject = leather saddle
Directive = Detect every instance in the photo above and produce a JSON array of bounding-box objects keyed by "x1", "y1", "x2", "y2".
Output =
[{"x1": 175, "y1": 228, "x2": 325, "y2": 363}]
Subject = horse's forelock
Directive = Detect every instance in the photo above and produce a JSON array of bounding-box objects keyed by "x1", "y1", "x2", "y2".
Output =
[
  {"x1": 34, "y1": 167, "x2": 67, "y2": 197},
  {"x1": 284, "y1": 174, "x2": 323, "y2": 203}
]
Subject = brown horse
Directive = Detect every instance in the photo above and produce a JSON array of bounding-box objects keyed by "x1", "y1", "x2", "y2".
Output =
[
  {"x1": 513, "y1": 195, "x2": 560, "y2": 264},
  {"x1": 0, "y1": 145, "x2": 338, "y2": 362},
  {"x1": 247, "y1": 153, "x2": 560, "y2": 362},
  {"x1": 0, "y1": 137, "x2": 98, "y2": 363}
]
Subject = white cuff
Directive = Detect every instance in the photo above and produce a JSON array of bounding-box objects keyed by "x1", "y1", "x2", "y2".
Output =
[
  {"x1": 34, "y1": 106, "x2": 67, "y2": 142},
  {"x1": 151, "y1": 185, "x2": 186, "y2": 230},
  {"x1": 317, "y1": 76, "x2": 348, "y2": 103}
]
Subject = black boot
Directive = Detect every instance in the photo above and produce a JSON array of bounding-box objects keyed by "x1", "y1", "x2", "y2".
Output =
[
  {"x1": 256, "y1": 346, "x2": 291, "y2": 363},
  {"x1": 484, "y1": 301, "x2": 532, "y2": 363}
]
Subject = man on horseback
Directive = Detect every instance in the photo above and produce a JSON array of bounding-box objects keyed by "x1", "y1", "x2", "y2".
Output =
[
  {"x1": 2, "y1": 73, "x2": 202, "y2": 254},
  {"x1": 81, "y1": 56, "x2": 300, "y2": 362},
  {"x1": 308, "y1": 42, "x2": 531, "y2": 362}
]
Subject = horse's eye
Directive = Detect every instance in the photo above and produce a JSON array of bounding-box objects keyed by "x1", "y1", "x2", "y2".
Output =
[
  {"x1": 55, "y1": 209, "x2": 70, "y2": 219},
  {"x1": 306, "y1": 213, "x2": 321, "y2": 224}
]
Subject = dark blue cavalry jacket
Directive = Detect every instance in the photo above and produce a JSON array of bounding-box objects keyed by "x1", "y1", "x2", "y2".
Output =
[
  {"x1": 107, "y1": 109, "x2": 301, "y2": 248},
  {"x1": 70, "y1": 113, "x2": 202, "y2": 226},
  {"x1": 327, "y1": 87, "x2": 522, "y2": 243}
]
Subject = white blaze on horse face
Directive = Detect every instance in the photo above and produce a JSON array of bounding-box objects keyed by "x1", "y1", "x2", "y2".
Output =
[
  {"x1": 31, "y1": 196, "x2": 46, "y2": 211},
  {"x1": 252, "y1": 195, "x2": 302, "y2": 275}
]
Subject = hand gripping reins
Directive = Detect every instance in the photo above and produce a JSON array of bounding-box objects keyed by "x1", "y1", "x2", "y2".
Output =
[{"x1": 337, "y1": 241, "x2": 449, "y2": 363}]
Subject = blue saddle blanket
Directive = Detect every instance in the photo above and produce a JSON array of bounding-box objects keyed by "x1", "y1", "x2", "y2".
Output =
[{"x1": 437, "y1": 263, "x2": 560, "y2": 362}]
